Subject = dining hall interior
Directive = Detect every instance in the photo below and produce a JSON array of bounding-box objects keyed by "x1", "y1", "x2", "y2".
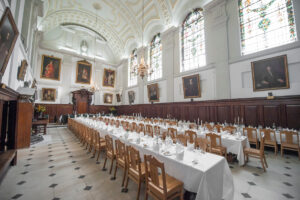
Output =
[{"x1": 0, "y1": 0, "x2": 300, "y2": 199}]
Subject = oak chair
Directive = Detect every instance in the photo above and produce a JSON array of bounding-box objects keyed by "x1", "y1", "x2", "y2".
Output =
[
  {"x1": 124, "y1": 146, "x2": 146, "y2": 200},
  {"x1": 145, "y1": 124, "x2": 154, "y2": 137},
  {"x1": 93, "y1": 129, "x2": 106, "y2": 161},
  {"x1": 280, "y1": 131, "x2": 300, "y2": 159},
  {"x1": 138, "y1": 123, "x2": 145, "y2": 134},
  {"x1": 185, "y1": 130, "x2": 197, "y2": 144},
  {"x1": 189, "y1": 123, "x2": 197, "y2": 129},
  {"x1": 206, "y1": 133, "x2": 227, "y2": 159},
  {"x1": 194, "y1": 137, "x2": 209, "y2": 152},
  {"x1": 244, "y1": 136, "x2": 268, "y2": 171},
  {"x1": 214, "y1": 124, "x2": 223, "y2": 133},
  {"x1": 176, "y1": 134, "x2": 187, "y2": 146},
  {"x1": 260, "y1": 129, "x2": 277, "y2": 155},
  {"x1": 102, "y1": 135, "x2": 116, "y2": 174},
  {"x1": 154, "y1": 125, "x2": 161, "y2": 136},
  {"x1": 112, "y1": 140, "x2": 127, "y2": 186},
  {"x1": 222, "y1": 126, "x2": 236, "y2": 134},
  {"x1": 243, "y1": 127, "x2": 259, "y2": 149},
  {"x1": 167, "y1": 128, "x2": 177, "y2": 140},
  {"x1": 144, "y1": 155, "x2": 184, "y2": 200},
  {"x1": 205, "y1": 123, "x2": 214, "y2": 131},
  {"x1": 131, "y1": 122, "x2": 138, "y2": 132}
]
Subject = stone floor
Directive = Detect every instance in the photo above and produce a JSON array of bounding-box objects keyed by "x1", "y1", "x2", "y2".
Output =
[{"x1": 0, "y1": 127, "x2": 299, "y2": 200}]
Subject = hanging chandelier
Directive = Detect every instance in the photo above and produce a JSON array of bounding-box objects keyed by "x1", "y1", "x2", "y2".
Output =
[{"x1": 131, "y1": 0, "x2": 153, "y2": 79}]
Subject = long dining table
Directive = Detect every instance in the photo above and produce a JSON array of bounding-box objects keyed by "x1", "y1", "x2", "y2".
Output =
[{"x1": 74, "y1": 117, "x2": 234, "y2": 200}]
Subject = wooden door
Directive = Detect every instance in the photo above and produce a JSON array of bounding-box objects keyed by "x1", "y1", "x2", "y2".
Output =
[{"x1": 78, "y1": 102, "x2": 87, "y2": 114}]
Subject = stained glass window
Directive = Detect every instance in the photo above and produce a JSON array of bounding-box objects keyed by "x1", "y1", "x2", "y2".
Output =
[
  {"x1": 148, "y1": 33, "x2": 162, "y2": 81},
  {"x1": 239, "y1": 0, "x2": 297, "y2": 55},
  {"x1": 181, "y1": 8, "x2": 206, "y2": 72},
  {"x1": 128, "y1": 49, "x2": 138, "y2": 87}
]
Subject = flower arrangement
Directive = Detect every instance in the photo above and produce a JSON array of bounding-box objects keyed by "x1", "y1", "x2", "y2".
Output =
[
  {"x1": 35, "y1": 105, "x2": 46, "y2": 113},
  {"x1": 109, "y1": 107, "x2": 116, "y2": 112}
]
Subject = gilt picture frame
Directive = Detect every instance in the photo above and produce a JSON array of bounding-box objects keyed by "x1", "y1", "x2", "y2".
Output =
[
  {"x1": 0, "y1": 7, "x2": 19, "y2": 81},
  {"x1": 40, "y1": 55, "x2": 61, "y2": 81},
  {"x1": 182, "y1": 74, "x2": 201, "y2": 98},
  {"x1": 102, "y1": 68, "x2": 115, "y2": 87},
  {"x1": 41, "y1": 88, "x2": 56, "y2": 102},
  {"x1": 147, "y1": 83, "x2": 159, "y2": 102},
  {"x1": 104, "y1": 93, "x2": 113, "y2": 104},
  {"x1": 76, "y1": 60, "x2": 92, "y2": 84},
  {"x1": 251, "y1": 55, "x2": 289, "y2": 91}
]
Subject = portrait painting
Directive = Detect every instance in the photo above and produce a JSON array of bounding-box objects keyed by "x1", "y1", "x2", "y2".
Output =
[
  {"x1": 182, "y1": 74, "x2": 201, "y2": 98},
  {"x1": 76, "y1": 60, "x2": 92, "y2": 84},
  {"x1": 116, "y1": 93, "x2": 121, "y2": 102},
  {"x1": 147, "y1": 83, "x2": 159, "y2": 102},
  {"x1": 42, "y1": 88, "x2": 56, "y2": 102},
  {"x1": 40, "y1": 55, "x2": 61, "y2": 81},
  {"x1": 103, "y1": 68, "x2": 115, "y2": 87},
  {"x1": 0, "y1": 8, "x2": 19, "y2": 80},
  {"x1": 104, "y1": 93, "x2": 113, "y2": 104},
  {"x1": 251, "y1": 55, "x2": 289, "y2": 91},
  {"x1": 17, "y1": 60, "x2": 28, "y2": 81},
  {"x1": 128, "y1": 91, "x2": 135, "y2": 104}
]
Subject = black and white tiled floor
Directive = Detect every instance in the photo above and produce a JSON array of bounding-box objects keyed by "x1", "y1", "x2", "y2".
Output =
[{"x1": 0, "y1": 127, "x2": 300, "y2": 200}]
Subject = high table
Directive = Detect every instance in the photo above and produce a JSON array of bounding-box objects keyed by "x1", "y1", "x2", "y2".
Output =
[
  {"x1": 32, "y1": 119, "x2": 48, "y2": 135},
  {"x1": 75, "y1": 118, "x2": 234, "y2": 200}
]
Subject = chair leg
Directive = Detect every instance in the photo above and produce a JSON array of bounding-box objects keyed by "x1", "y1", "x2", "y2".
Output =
[
  {"x1": 124, "y1": 174, "x2": 129, "y2": 190},
  {"x1": 109, "y1": 157, "x2": 114, "y2": 174},
  {"x1": 144, "y1": 189, "x2": 148, "y2": 200},
  {"x1": 260, "y1": 157, "x2": 266, "y2": 172},
  {"x1": 102, "y1": 156, "x2": 107, "y2": 171},
  {"x1": 281, "y1": 146, "x2": 283, "y2": 157},
  {"x1": 136, "y1": 179, "x2": 141, "y2": 200},
  {"x1": 96, "y1": 149, "x2": 101, "y2": 161},
  {"x1": 274, "y1": 145, "x2": 277, "y2": 156},
  {"x1": 122, "y1": 167, "x2": 126, "y2": 187},
  {"x1": 263, "y1": 155, "x2": 268, "y2": 168},
  {"x1": 112, "y1": 162, "x2": 118, "y2": 179},
  {"x1": 180, "y1": 188, "x2": 184, "y2": 200}
]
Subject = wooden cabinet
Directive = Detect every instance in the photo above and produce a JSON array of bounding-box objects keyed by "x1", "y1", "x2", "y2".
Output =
[{"x1": 16, "y1": 102, "x2": 33, "y2": 149}]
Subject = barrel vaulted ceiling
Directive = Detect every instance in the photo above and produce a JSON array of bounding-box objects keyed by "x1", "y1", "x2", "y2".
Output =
[{"x1": 38, "y1": 0, "x2": 212, "y2": 64}]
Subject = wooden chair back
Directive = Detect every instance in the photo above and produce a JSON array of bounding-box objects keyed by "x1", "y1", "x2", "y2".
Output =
[
  {"x1": 105, "y1": 135, "x2": 114, "y2": 155},
  {"x1": 206, "y1": 133, "x2": 222, "y2": 148},
  {"x1": 176, "y1": 134, "x2": 187, "y2": 146},
  {"x1": 185, "y1": 130, "x2": 197, "y2": 144},
  {"x1": 154, "y1": 125, "x2": 161, "y2": 136},
  {"x1": 167, "y1": 127, "x2": 177, "y2": 139},
  {"x1": 144, "y1": 155, "x2": 167, "y2": 197},
  {"x1": 189, "y1": 123, "x2": 197, "y2": 129},
  {"x1": 243, "y1": 127, "x2": 258, "y2": 140},
  {"x1": 145, "y1": 124, "x2": 154, "y2": 137},
  {"x1": 115, "y1": 120, "x2": 120, "y2": 128},
  {"x1": 115, "y1": 140, "x2": 126, "y2": 162},
  {"x1": 222, "y1": 126, "x2": 236, "y2": 134},
  {"x1": 131, "y1": 122, "x2": 138, "y2": 132},
  {"x1": 280, "y1": 131, "x2": 299, "y2": 146},
  {"x1": 138, "y1": 123, "x2": 145, "y2": 134},
  {"x1": 127, "y1": 146, "x2": 142, "y2": 175},
  {"x1": 214, "y1": 124, "x2": 223, "y2": 133},
  {"x1": 205, "y1": 123, "x2": 214, "y2": 131},
  {"x1": 110, "y1": 119, "x2": 115, "y2": 126},
  {"x1": 260, "y1": 129, "x2": 276, "y2": 142},
  {"x1": 195, "y1": 137, "x2": 209, "y2": 151}
]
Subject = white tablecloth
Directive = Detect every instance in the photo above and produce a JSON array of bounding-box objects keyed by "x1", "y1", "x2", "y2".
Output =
[{"x1": 75, "y1": 118, "x2": 234, "y2": 200}]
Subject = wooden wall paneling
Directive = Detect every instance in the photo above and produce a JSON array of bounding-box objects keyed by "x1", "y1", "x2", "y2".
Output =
[
  {"x1": 217, "y1": 106, "x2": 230, "y2": 124},
  {"x1": 286, "y1": 105, "x2": 300, "y2": 129},
  {"x1": 0, "y1": 101, "x2": 8, "y2": 151},
  {"x1": 244, "y1": 105, "x2": 258, "y2": 127},
  {"x1": 280, "y1": 104, "x2": 287, "y2": 128},
  {"x1": 263, "y1": 105, "x2": 280, "y2": 127}
]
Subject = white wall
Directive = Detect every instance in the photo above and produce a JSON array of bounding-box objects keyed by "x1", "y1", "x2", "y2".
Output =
[
  {"x1": 115, "y1": 0, "x2": 300, "y2": 105},
  {"x1": 0, "y1": 0, "x2": 34, "y2": 91},
  {"x1": 34, "y1": 48, "x2": 119, "y2": 105}
]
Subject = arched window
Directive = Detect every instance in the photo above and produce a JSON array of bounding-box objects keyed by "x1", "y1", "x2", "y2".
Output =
[
  {"x1": 128, "y1": 49, "x2": 138, "y2": 87},
  {"x1": 239, "y1": 0, "x2": 297, "y2": 55},
  {"x1": 148, "y1": 33, "x2": 162, "y2": 81},
  {"x1": 181, "y1": 8, "x2": 206, "y2": 72}
]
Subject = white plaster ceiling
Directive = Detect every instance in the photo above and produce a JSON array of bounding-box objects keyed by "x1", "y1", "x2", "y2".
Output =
[{"x1": 38, "y1": 0, "x2": 212, "y2": 64}]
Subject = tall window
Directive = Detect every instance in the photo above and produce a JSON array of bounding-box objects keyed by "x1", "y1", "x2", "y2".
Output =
[
  {"x1": 128, "y1": 49, "x2": 138, "y2": 87},
  {"x1": 148, "y1": 33, "x2": 162, "y2": 81},
  {"x1": 181, "y1": 8, "x2": 206, "y2": 72},
  {"x1": 239, "y1": 0, "x2": 297, "y2": 55}
]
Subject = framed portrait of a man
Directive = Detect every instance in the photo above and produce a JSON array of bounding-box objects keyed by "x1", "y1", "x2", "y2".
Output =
[
  {"x1": 42, "y1": 88, "x2": 56, "y2": 102},
  {"x1": 103, "y1": 68, "x2": 115, "y2": 87},
  {"x1": 182, "y1": 74, "x2": 201, "y2": 98},
  {"x1": 0, "y1": 8, "x2": 19, "y2": 80},
  {"x1": 40, "y1": 55, "x2": 61, "y2": 81},
  {"x1": 147, "y1": 83, "x2": 159, "y2": 102},
  {"x1": 251, "y1": 55, "x2": 289, "y2": 91},
  {"x1": 76, "y1": 60, "x2": 92, "y2": 84},
  {"x1": 128, "y1": 91, "x2": 135, "y2": 104},
  {"x1": 104, "y1": 93, "x2": 113, "y2": 104}
]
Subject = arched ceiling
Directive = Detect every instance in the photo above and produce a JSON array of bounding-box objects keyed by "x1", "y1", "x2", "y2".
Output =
[{"x1": 38, "y1": 0, "x2": 211, "y2": 64}]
